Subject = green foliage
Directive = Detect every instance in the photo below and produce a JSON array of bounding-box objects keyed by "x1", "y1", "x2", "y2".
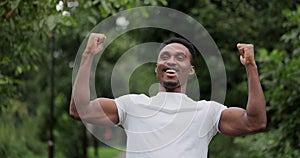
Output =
[
  {"x1": 199, "y1": 1, "x2": 300, "y2": 157},
  {"x1": 0, "y1": 0, "x2": 50, "y2": 157},
  {"x1": 209, "y1": 134, "x2": 241, "y2": 158},
  {"x1": 0, "y1": 100, "x2": 46, "y2": 158},
  {"x1": 257, "y1": 49, "x2": 300, "y2": 157},
  {"x1": 234, "y1": 49, "x2": 300, "y2": 158},
  {"x1": 88, "y1": 147, "x2": 121, "y2": 158},
  {"x1": 1, "y1": 0, "x2": 167, "y2": 157},
  {"x1": 2, "y1": 0, "x2": 300, "y2": 157},
  {"x1": 233, "y1": 5, "x2": 300, "y2": 157}
]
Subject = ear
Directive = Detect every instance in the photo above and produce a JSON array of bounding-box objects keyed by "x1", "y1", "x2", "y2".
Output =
[
  {"x1": 188, "y1": 66, "x2": 195, "y2": 75},
  {"x1": 155, "y1": 64, "x2": 158, "y2": 73}
]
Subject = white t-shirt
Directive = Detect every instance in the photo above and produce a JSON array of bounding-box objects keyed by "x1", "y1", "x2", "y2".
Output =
[{"x1": 115, "y1": 92, "x2": 227, "y2": 158}]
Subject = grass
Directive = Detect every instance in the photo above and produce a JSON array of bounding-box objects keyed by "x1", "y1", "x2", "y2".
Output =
[{"x1": 88, "y1": 146, "x2": 122, "y2": 158}]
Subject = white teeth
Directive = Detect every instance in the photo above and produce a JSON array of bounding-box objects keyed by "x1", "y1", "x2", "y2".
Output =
[{"x1": 166, "y1": 69, "x2": 176, "y2": 73}]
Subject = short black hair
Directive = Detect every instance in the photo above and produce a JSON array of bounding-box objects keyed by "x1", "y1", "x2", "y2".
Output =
[{"x1": 160, "y1": 37, "x2": 196, "y2": 65}]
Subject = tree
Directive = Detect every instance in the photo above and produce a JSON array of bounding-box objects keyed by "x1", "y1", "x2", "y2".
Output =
[
  {"x1": 163, "y1": 0, "x2": 300, "y2": 157},
  {"x1": 0, "y1": 0, "x2": 167, "y2": 157},
  {"x1": 233, "y1": 5, "x2": 300, "y2": 157},
  {"x1": 2, "y1": 0, "x2": 300, "y2": 157}
]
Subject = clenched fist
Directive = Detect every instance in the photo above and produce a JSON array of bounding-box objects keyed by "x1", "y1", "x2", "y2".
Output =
[
  {"x1": 237, "y1": 43, "x2": 256, "y2": 67},
  {"x1": 84, "y1": 33, "x2": 106, "y2": 55}
]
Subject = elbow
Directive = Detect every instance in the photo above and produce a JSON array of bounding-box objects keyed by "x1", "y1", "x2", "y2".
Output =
[
  {"x1": 69, "y1": 98, "x2": 82, "y2": 120},
  {"x1": 255, "y1": 121, "x2": 267, "y2": 132},
  {"x1": 248, "y1": 119, "x2": 267, "y2": 133},
  {"x1": 257, "y1": 114, "x2": 268, "y2": 131},
  {"x1": 69, "y1": 110, "x2": 81, "y2": 120},
  {"x1": 260, "y1": 118, "x2": 267, "y2": 130}
]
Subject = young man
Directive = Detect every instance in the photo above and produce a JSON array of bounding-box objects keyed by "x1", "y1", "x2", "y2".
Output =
[{"x1": 70, "y1": 33, "x2": 266, "y2": 158}]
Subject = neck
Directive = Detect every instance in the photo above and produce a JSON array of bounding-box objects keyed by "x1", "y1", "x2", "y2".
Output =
[{"x1": 158, "y1": 84, "x2": 187, "y2": 93}]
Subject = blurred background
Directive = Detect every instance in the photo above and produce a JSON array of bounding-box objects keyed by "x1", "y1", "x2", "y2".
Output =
[{"x1": 1, "y1": 0, "x2": 300, "y2": 157}]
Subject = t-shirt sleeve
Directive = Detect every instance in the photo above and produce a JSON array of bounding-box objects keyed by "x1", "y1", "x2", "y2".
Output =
[
  {"x1": 114, "y1": 94, "x2": 149, "y2": 126},
  {"x1": 198, "y1": 101, "x2": 227, "y2": 138},
  {"x1": 114, "y1": 95, "x2": 129, "y2": 126},
  {"x1": 213, "y1": 102, "x2": 227, "y2": 133}
]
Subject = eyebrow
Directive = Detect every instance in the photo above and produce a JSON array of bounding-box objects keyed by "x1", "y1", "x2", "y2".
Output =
[
  {"x1": 160, "y1": 51, "x2": 186, "y2": 55},
  {"x1": 175, "y1": 52, "x2": 186, "y2": 56}
]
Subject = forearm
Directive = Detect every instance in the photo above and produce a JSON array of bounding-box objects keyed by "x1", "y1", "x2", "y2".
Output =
[
  {"x1": 69, "y1": 33, "x2": 115, "y2": 124},
  {"x1": 72, "y1": 51, "x2": 95, "y2": 112},
  {"x1": 245, "y1": 64, "x2": 267, "y2": 125},
  {"x1": 219, "y1": 43, "x2": 266, "y2": 135}
]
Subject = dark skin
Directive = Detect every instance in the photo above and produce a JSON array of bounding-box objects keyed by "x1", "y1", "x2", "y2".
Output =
[
  {"x1": 70, "y1": 33, "x2": 267, "y2": 135},
  {"x1": 155, "y1": 43, "x2": 195, "y2": 93}
]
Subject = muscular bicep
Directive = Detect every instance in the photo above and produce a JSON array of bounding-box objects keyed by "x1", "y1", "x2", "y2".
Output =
[
  {"x1": 98, "y1": 98, "x2": 119, "y2": 125},
  {"x1": 76, "y1": 98, "x2": 119, "y2": 125},
  {"x1": 218, "y1": 107, "x2": 254, "y2": 136}
]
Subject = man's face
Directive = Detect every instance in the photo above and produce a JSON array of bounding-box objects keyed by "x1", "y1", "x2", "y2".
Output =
[{"x1": 155, "y1": 43, "x2": 195, "y2": 91}]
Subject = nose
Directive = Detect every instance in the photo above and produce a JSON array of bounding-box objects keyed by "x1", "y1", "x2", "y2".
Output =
[{"x1": 166, "y1": 57, "x2": 176, "y2": 67}]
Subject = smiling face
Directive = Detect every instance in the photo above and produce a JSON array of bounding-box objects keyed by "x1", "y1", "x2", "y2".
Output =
[{"x1": 155, "y1": 43, "x2": 195, "y2": 93}]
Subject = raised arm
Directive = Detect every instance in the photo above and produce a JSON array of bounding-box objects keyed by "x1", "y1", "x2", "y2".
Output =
[
  {"x1": 69, "y1": 33, "x2": 119, "y2": 125},
  {"x1": 219, "y1": 43, "x2": 267, "y2": 136}
]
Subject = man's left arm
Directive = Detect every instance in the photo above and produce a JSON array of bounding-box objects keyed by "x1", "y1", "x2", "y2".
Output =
[{"x1": 219, "y1": 43, "x2": 267, "y2": 136}]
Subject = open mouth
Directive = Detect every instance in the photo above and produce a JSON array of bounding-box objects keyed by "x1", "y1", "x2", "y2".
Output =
[
  {"x1": 162, "y1": 67, "x2": 179, "y2": 77},
  {"x1": 166, "y1": 69, "x2": 176, "y2": 74},
  {"x1": 163, "y1": 67, "x2": 178, "y2": 72}
]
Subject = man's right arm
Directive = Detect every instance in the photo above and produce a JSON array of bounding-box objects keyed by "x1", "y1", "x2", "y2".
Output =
[{"x1": 69, "y1": 33, "x2": 119, "y2": 125}]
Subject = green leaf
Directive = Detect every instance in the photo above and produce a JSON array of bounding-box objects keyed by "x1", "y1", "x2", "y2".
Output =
[
  {"x1": 120, "y1": 0, "x2": 127, "y2": 5},
  {"x1": 10, "y1": 0, "x2": 21, "y2": 9},
  {"x1": 0, "y1": 79, "x2": 8, "y2": 85},
  {"x1": 88, "y1": 16, "x2": 97, "y2": 25},
  {"x1": 113, "y1": 1, "x2": 120, "y2": 8},
  {"x1": 39, "y1": 18, "x2": 45, "y2": 29},
  {"x1": 99, "y1": 5, "x2": 110, "y2": 17},
  {"x1": 159, "y1": 0, "x2": 168, "y2": 6},
  {"x1": 15, "y1": 66, "x2": 22, "y2": 75},
  {"x1": 0, "y1": 56, "x2": 11, "y2": 65},
  {"x1": 46, "y1": 15, "x2": 58, "y2": 31}
]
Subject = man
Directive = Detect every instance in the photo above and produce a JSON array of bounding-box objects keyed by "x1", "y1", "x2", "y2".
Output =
[{"x1": 70, "y1": 33, "x2": 266, "y2": 157}]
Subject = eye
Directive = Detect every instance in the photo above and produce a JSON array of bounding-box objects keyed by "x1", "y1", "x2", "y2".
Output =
[
  {"x1": 160, "y1": 54, "x2": 169, "y2": 60},
  {"x1": 176, "y1": 54, "x2": 185, "y2": 61}
]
